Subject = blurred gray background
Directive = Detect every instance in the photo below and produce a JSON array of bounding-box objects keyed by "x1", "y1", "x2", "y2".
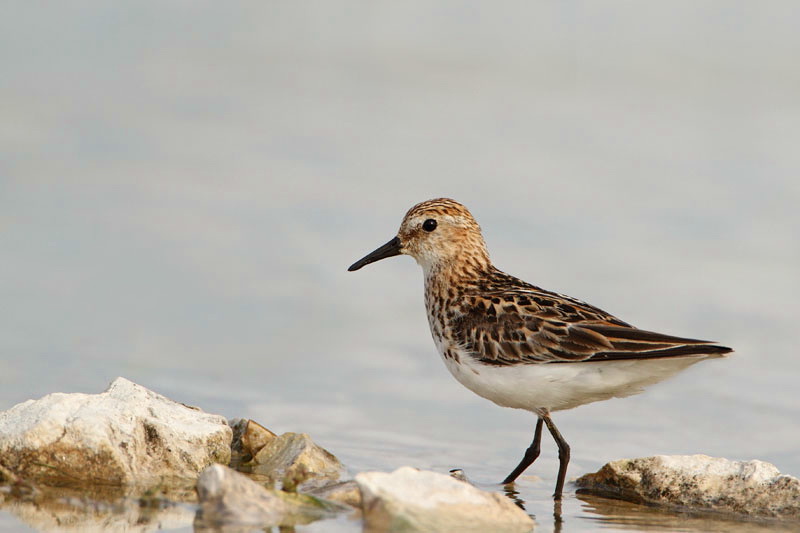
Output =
[{"x1": 2, "y1": 0, "x2": 798, "y2": 511}]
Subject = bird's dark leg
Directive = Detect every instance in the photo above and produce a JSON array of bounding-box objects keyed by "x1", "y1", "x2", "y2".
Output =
[
  {"x1": 502, "y1": 416, "x2": 544, "y2": 484},
  {"x1": 543, "y1": 414, "x2": 570, "y2": 500}
]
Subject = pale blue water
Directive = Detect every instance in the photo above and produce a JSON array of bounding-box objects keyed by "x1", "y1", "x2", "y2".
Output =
[{"x1": 1, "y1": 2, "x2": 799, "y2": 531}]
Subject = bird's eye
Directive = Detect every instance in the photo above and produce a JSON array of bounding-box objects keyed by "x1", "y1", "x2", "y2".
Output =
[{"x1": 422, "y1": 219, "x2": 437, "y2": 232}]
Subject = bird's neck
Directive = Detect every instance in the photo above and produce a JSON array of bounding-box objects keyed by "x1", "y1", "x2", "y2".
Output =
[
  {"x1": 423, "y1": 256, "x2": 493, "y2": 302},
  {"x1": 422, "y1": 258, "x2": 492, "y2": 352}
]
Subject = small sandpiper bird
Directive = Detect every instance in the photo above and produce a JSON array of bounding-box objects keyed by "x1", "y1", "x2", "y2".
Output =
[{"x1": 348, "y1": 198, "x2": 731, "y2": 500}]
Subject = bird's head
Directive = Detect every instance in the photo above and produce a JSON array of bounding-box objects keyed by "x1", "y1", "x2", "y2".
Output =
[{"x1": 348, "y1": 198, "x2": 490, "y2": 276}]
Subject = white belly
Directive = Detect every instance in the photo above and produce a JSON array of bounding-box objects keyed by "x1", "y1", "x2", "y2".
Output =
[{"x1": 441, "y1": 348, "x2": 713, "y2": 413}]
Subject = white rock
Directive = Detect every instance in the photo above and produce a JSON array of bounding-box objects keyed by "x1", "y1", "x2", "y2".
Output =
[
  {"x1": 195, "y1": 464, "x2": 340, "y2": 529},
  {"x1": 355, "y1": 467, "x2": 534, "y2": 532},
  {"x1": 576, "y1": 455, "x2": 800, "y2": 520},
  {"x1": 0, "y1": 377, "x2": 231, "y2": 488}
]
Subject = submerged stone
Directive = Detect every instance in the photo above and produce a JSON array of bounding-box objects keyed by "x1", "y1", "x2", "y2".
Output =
[
  {"x1": 576, "y1": 455, "x2": 800, "y2": 521},
  {"x1": 0, "y1": 377, "x2": 231, "y2": 489}
]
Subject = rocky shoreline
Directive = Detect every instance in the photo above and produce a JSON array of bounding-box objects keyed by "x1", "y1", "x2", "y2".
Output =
[{"x1": 0, "y1": 378, "x2": 797, "y2": 531}]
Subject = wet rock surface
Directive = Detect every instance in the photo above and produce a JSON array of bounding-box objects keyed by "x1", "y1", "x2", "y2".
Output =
[
  {"x1": 194, "y1": 464, "x2": 341, "y2": 530},
  {"x1": 576, "y1": 455, "x2": 800, "y2": 521},
  {"x1": 251, "y1": 432, "x2": 343, "y2": 489},
  {"x1": 356, "y1": 466, "x2": 534, "y2": 533},
  {"x1": 0, "y1": 377, "x2": 231, "y2": 489},
  {"x1": 308, "y1": 479, "x2": 362, "y2": 508}
]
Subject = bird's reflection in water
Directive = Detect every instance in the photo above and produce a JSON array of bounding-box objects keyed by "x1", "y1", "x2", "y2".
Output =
[
  {"x1": 501, "y1": 483, "x2": 564, "y2": 533},
  {"x1": 552, "y1": 500, "x2": 563, "y2": 533},
  {"x1": 502, "y1": 483, "x2": 527, "y2": 511}
]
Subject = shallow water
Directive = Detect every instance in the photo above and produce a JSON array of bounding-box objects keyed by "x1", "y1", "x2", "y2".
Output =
[{"x1": 2, "y1": 1, "x2": 799, "y2": 531}]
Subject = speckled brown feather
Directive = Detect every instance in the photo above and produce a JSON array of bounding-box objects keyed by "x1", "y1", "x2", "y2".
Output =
[
  {"x1": 400, "y1": 199, "x2": 732, "y2": 367},
  {"x1": 446, "y1": 268, "x2": 731, "y2": 365}
]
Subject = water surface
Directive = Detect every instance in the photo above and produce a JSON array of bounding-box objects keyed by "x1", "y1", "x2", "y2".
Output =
[{"x1": 1, "y1": 2, "x2": 798, "y2": 531}]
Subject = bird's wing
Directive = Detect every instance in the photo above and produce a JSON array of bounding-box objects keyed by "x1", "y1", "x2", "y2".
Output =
[{"x1": 452, "y1": 290, "x2": 732, "y2": 365}]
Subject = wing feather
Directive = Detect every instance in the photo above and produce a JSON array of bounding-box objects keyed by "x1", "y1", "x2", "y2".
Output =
[{"x1": 453, "y1": 290, "x2": 732, "y2": 365}]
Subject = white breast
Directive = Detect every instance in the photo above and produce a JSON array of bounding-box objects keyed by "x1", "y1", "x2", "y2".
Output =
[{"x1": 438, "y1": 345, "x2": 711, "y2": 413}]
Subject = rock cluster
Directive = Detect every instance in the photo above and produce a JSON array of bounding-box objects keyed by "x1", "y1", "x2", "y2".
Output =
[
  {"x1": 0, "y1": 378, "x2": 539, "y2": 531},
  {"x1": 576, "y1": 455, "x2": 800, "y2": 521},
  {"x1": 7, "y1": 379, "x2": 797, "y2": 531},
  {"x1": 0, "y1": 379, "x2": 534, "y2": 531}
]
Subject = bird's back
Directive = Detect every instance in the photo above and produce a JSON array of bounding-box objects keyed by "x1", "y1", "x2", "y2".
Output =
[{"x1": 439, "y1": 267, "x2": 731, "y2": 366}]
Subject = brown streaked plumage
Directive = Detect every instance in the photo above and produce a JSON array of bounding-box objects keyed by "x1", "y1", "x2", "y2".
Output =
[{"x1": 348, "y1": 198, "x2": 732, "y2": 500}]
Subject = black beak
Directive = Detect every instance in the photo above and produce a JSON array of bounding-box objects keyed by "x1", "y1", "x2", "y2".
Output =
[{"x1": 348, "y1": 236, "x2": 402, "y2": 271}]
